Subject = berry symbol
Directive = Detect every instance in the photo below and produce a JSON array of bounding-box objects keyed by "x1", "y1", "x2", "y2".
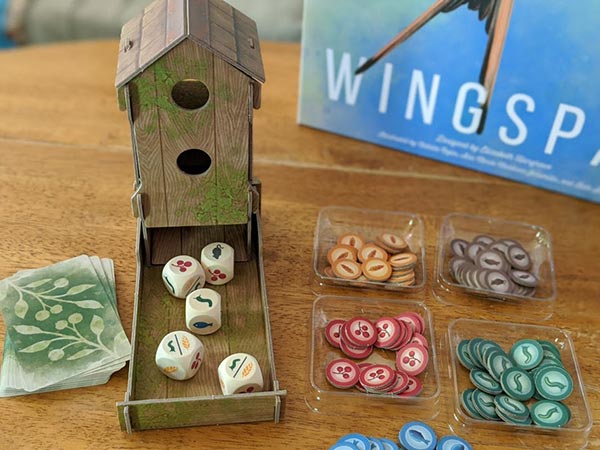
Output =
[
  {"x1": 378, "y1": 322, "x2": 391, "y2": 338},
  {"x1": 172, "y1": 259, "x2": 192, "y2": 272},
  {"x1": 354, "y1": 321, "x2": 371, "y2": 339},
  {"x1": 209, "y1": 268, "x2": 227, "y2": 282},
  {"x1": 334, "y1": 365, "x2": 353, "y2": 380},
  {"x1": 191, "y1": 360, "x2": 199, "y2": 370},
  {"x1": 245, "y1": 386, "x2": 255, "y2": 393},
  {"x1": 367, "y1": 368, "x2": 386, "y2": 382},
  {"x1": 402, "y1": 350, "x2": 422, "y2": 368}
]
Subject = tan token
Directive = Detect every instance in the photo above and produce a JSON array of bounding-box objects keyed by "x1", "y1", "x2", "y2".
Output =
[
  {"x1": 327, "y1": 244, "x2": 358, "y2": 266},
  {"x1": 358, "y1": 243, "x2": 388, "y2": 262},
  {"x1": 376, "y1": 232, "x2": 408, "y2": 252},
  {"x1": 332, "y1": 259, "x2": 362, "y2": 280},
  {"x1": 391, "y1": 278, "x2": 416, "y2": 287},
  {"x1": 337, "y1": 233, "x2": 365, "y2": 252},
  {"x1": 362, "y1": 258, "x2": 392, "y2": 281},
  {"x1": 391, "y1": 268, "x2": 414, "y2": 276},
  {"x1": 389, "y1": 271, "x2": 415, "y2": 283},
  {"x1": 389, "y1": 253, "x2": 418, "y2": 270},
  {"x1": 324, "y1": 266, "x2": 335, "y2": 278}
]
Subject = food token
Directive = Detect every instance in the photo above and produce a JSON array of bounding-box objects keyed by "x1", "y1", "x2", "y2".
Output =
[
  {"x1": 359, "y1": 364, "x2": 396, "y2": 392},
  {"x1": 496, "y1": 408, "x2": 533, "y2": 425},
  {"x1": 470, "y1": 369, "x2": 503, "y2": 395},
  {"x1": 330, "y1": 444, "x2": 359, "y2": 450},
  {"x1": 326, "y1": 358, "x2": 360, "y2": 389},
  {"x1": 450, "y1": 239, "x2": 469, "y2": 257},
  {"x1": 324, "y1": 266, "x2": 335, "y2": 277},
  {"x1": 509, "y1": 270, "x2": 538, "y2": 288},
  {"x1": 388, "y1": 271, "x2": 415, "y2": 284},
  {"x1": 534, "y1": 365, "x2": 574, "y2": 401},
  {"x1": 409, "y1": 333, "x2": 428, "y2": 349},
  {"x1": 367, "y1": 437, "x2": 385, "y2": 450},
  {"x1": 510, "y1": 339, "x2": 543, "y2": 370},
  {"x1": 340, "y1": 338, "x2": 373, "y2": 359},
  {"x1": 362, "y1": 258, "x2": 393, "y2": 282},
  {"x1": 389, "y1": 253, "x2": 417, "y2": 270},
  {"x1": 355, "y1": 363, "x2": 373, "y2": 392},
  {"x1": 538, "y1": 340, "x2": 562, "y2": 359},
  {"x1": 325, "y1": 319, "x2": 345, "y2": 348},
  {"x1": 488, "y1": 351, "x2": 513, "y2": 381},
  {"x1": 460, "y1": 389, "x2": 484, "y2": 419},
  {"x1": 530, "y1": 400, "x2": 571, "y2": 428},
  {"x1": 375, "y1": 317, "x2": 402, "y2": 349},
  {"x1": 500, "y1": 367, "x2": 535, "y2": 401},
  {"x1": 338, "y1": 433, "x2": 371, "y2": 450},
  {"x1": 470, "y1": 389, "x2": 500, "y2": 420},
  {"x1": 332, "y1": 259, "x2": 362, "y2": 280},
  {"x1": 398, "y1": 375, "x2": 423, "y2": 397},
  {"x1": 389, "y1": 371, "x2": 410, "y2": 394},
  {"x1": 467, "y1": 338, "x2": 485, "y2": 369},
  {"x1": 398, "y1": 421, "x2": 437, "y2": 450},
  {"x1": 343, "y1": 317, "x2": 377, "y2": 347},
  {"x1": 327, "y1": 244, "x2": 358, "y2": 266},
  {"x1": 449, "y1": 257, "x2": 470, "y2": 279},
  {"x1": 489, "y1": 241, "x2": 510, "y2": 258},
  {"x1": 358, "y1": 243, "x2": 388, "y2": 262},
  {"x1": 466, "y1": 242, "x2": 487, "y2": 262},
  {"x1": 338, "y1": 233, "x2": 366, "y2": 252},
  {"x1": 395, "y1": 312, "x2": 424, "y2": 334},
  {"x1": 500, "y1": 238, "x2": 520, "y2": 248},
  {"x1": 476, "y1": 249, "x2": 509, "y2": 272},
  {"x1": 436, "y1": 436, "x2": 473, "y2": 450},
  {"x1": 485, "y1": 270, "x2": 512, "y2": 294},
  {"x1": 473, "y1": 234, "x2": 495, "y2": 246},
  {"x1": 377, "y1": 232, "x2": 408, "y2": 252},
  {"x1": 457, "y1": 340, "x2": 477, "y2": 370},
  {"x1": 396, "y1": 343, "x2": 429, "y2": 376},
  {"x1": 493, "y1": 394, "x2": 530, "y2": 420},
  {"x1": 507, "y1": 245, "x2": 532, "y2": 270},
  {"x1": 378, "y1": 438, "x2": 399, "y2": 450}
]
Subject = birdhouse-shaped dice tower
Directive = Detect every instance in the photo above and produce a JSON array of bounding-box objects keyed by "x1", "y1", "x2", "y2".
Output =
[{"x1": 114, "y1": 0, "x2": 285, "y2": 432}]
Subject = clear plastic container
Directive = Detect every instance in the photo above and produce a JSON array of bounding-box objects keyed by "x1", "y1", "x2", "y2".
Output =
[
  {"x1": 433, "y1": 213, "x2": 557, "y2": 320},
  {"x1": 445, "y1": 318, "x2": 592, "y2": 449},
  {"x1": 306, "y1": 296, "x2": 441, "y2": 419},
  {"x1": 312, "y1": 206, "x2": 425, "y2": 294}
]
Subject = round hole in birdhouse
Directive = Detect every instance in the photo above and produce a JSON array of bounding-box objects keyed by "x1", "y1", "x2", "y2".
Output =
[
  {"x1": 171, "y1": 79, "x2": 210, "y2": 110},
  {"x1": 176, "y1": 149, "x2": 212, "y2": 175}
]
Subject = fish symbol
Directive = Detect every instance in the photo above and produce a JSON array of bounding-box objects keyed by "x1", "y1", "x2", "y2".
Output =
[
  {"x1": 212, "y1": 244, "x2": 224, "y2": 260},
  {"x1": 539, "y1": 407, "x2": 559, "y2": 420},
  {"x1": 408, "y1": 429, "x2": 430, "y2": 445},
  {"x1": 193, "y1": 321, "x2": 213, "y2": 329},
  {"x1": 168, "y1": 340, "x2": 176, "y2": 352},
  {"x1": 544, "y1": 376, "x2": 566, "y2": 390},
  {"x1": 522, "y1": 345, "x2": 533, "y2": 364},
  {"x1": 195, "y1": 295, "x2": 213, "y2": 307},
  {"x1": 229, "y1": 358, "x2": 241, "y2": 372}
]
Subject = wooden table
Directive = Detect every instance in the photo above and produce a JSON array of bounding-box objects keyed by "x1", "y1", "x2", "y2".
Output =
[{"x1": 0, "y1": 40, "x2": 598, "y2": 449}]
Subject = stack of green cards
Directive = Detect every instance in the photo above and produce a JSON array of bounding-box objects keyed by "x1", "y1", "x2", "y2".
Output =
[{"x1": 0, "y1": 255, "x2": 131, "y2": 396}]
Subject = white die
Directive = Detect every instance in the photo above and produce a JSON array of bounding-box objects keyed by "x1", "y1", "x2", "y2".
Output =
[
  {"x1": 162, "y1": 255, "x2": 205, "y2": 298},
  {"x1": 185, "y1": 288, "x2": 221, "y2": 335},
  {"x1": 201, "y1": 243, "x2": 234, "y2": 285},
  {"x1": 155, "y1": 331, "x2": 204, "y2": 380},
  {"x1": 218, "y1": 353, "x2": 264, "y2": 395}
]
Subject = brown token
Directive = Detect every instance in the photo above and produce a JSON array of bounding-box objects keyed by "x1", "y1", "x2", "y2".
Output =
[
  {"x1": 324, "y1": 266, "x2": 335, "y2": 278},
  {"x1": 389, "y1": 271, "x2": 415, "y2": 284},
  {"x1": 358, "y1": 243, "x2": 388, "y2": 262},
  {"x1": 332, "y1": 259, "x2": 362, "y2": 280},
  {"x1": 327, "y1": 244, "x2": 358, "y2": 266},
  {"x1": 392, "y1": 278, "x2": 416, "y2": 287},
  {"x1": 376, "y1": 232, "x2": 408, "y2": 252},
  {"x1": 337, "y1": 233, "x2": 365, "y2": 252},
  {"x1": 391, "y1": 268, "x2": 414, "y2": 276},
  {"x1": 389, "y1": 253, "x2": 418, "y2": 270},
  {"x1": 362, "y1": 258, "x2": 392, "y2": 281}
]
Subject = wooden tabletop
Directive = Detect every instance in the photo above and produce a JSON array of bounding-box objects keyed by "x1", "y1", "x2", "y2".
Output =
[{"x1": 0, "y1": 40, "x2": 598, "y2": 449}]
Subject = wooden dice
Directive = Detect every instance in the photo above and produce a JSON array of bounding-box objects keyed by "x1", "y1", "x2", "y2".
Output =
[
  {"x1": 155, "y1": 331, "x2": 204, "y2": 380},
  {"x1": 185, "y1": 288, "x2": 221, "y2": 335},
  {"x1": 162, "y1": 255, "x2": 205, "y2": 299},
  {"x1": 218, "y1": 353, "x2": 264, "y2": 395}
]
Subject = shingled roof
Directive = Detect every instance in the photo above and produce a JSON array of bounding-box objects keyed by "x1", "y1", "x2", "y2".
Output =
[{"x1": 115, "y1": 0, "x2": 265, "y2": 90}]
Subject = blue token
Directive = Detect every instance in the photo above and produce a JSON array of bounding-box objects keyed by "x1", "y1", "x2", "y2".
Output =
[
  {"x1": 436, "y1": 435, "x2": 473, "y2": 450},
  {"x1": 379, "y1": 438, "x2": 399, "y2": 450},
  {"x1": 399, "y1": 421, "x2": 437, "y2": 450},
  {"x1": 338, "y1": 434, "x2": 371, "y2": 450},
  {"x1": 367, "y1": 437, "x2": 385, "y2": 450},
  {"x1": 330, "y1": 443, "x2": 360, "y2": 450}
]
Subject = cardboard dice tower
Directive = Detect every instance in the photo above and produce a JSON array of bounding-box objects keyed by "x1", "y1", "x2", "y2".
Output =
[{"x1": 114, "y1": 0, "x2": 285, "y2": 431}]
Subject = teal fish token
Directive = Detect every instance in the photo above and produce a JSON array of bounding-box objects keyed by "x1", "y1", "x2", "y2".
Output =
[
  {"x1": 536, "y1": 357, "x2": 563, "y2": 370},
  {"x1": 460, "y1": 389, "x2": 484, "y2": 420},
  {"x1": 467, "y1": 338, "x2": 485, "y2": 369},
  {"x1": 531, "y1": 400, "x2": 571, "y2": 428},
  {"x1": 534, "y1": 365, "x2": 574, "y2": 401},
  {"x1": 501, "y1": 367, "x2": 535, "y2": 401},
  {"x1": 436, "y1": 435, "x2": 473, "y2": 450},
  {"x1": 510, "y1": 339, "x2": 543, "y2": 371},
  {"x1": 538, "y1": 340, "x2": 562, "y2": 360},
  {"x1": 471, "y1": 389, "x2": 500, "y2": 421},
  {"x1": 399, "y1": 421, "x2": 437, "y2": 450},
  {"x1": 478, "y1": 341, "x2": 503, "y2": 368},
  {"x1": 493, "y1": 394, "x2": 530, "y2": 420},
  {"x1": 488, "y1": 351, "x2": 513, "y2": 382},
  {"x1": 338, "y1": 434, "x2": 371, "y2": 450},
  {"x1": 457, "y1": 340, "x2": 476, "y2": 370},
  {"x1": 367, "y1": 437, "x2": 385, "y2": 450},
  {"x1": 379, "y1": 438, "x2": 399, "y2": 450},
  {"x1": 482, "y1": 345, "x2": 505, "y2": 372},
  {"x1": 496, "y1": 407, "x2": 533, "y2": 425},
  {"x1": 470, "y1": 369, "x2": 503, "y2": 395}
]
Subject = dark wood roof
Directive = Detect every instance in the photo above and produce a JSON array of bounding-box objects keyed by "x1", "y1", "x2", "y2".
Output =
[{"x1": 115, "y1": 0, "x2": 265, "y2": 89}]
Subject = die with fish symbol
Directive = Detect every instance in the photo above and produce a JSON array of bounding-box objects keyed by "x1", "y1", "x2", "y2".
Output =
[{"x1": 185, "y1": 288, "x2": 221, "y2": 335}]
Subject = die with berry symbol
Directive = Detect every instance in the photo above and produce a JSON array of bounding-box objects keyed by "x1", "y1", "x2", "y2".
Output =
[
  {"x1": 155, "y1": 331, "x2": 205, "y2": 380},
  {"x1": 185, "y1": 288, "x2": 221, "y2": 335},
  {"x1": 218, "y1": 353, "x2": 264, "y2": 395},
  {"x1": 162, "y1": 255, "x2": 205, "y2": 299},
  {"x1": 201, "y1": 242, "x2": 234, "y2": 286}
]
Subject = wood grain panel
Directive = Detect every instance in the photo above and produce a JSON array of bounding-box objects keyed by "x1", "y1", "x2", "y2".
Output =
[
  {"x1": 188, "y1": 0, "x2": 211, "y2": 45},
  {"x1": 150, "y1": 227, "x2": 182, "y2": 265}
]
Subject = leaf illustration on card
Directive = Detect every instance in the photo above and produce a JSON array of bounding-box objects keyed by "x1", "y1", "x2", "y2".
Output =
[
  {"x1": 64, "y1": 284, "x2": 95, "y2": 296},
  {"x1": 14, "y1": 298, "x2": 28, "y2": 319},
  {"x1": 13, "y1": 325, "x2": 46, "y2": 335},
  {"x1": 75, "y1": 300, "x2": 104, "y2": 309},
  {"x1": 90, "y1": 315, "x2": 104, "y2": 337},
  {"x1": 22, "y1": 278, "x2": 52, "y2": 289},
  {"x1": 67, "y1": 349, "x2": 99, "y2": 361},
  {"x1": 19, "y1": 340, "x2": 52, "y2": 353}
]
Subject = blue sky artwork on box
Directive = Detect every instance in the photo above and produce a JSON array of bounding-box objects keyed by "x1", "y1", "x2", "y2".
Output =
[{"x1": 298, "y1": 0, "x2": 600, "y2": 203}]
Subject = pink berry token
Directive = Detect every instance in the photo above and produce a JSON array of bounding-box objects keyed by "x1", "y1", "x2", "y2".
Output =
[
  {"x1": 375, "y1": 317, "x2": 402, "y2": 349},
  {"x1": 340, "y1": 337, "x2": 373, "y2": 359},
  {"x1": 409, "y1": 332, "x2": 429, "y2": 349},
  {"x1": 397, "y1": 375, "x2": 423, "y2": 397},
  {"x1": 325, "y1": 358, "x2": 360, "y2": 389},
  {"x1": 359, "y1": 364, "x2": 396, "y2": 392},
  {"x1": 396, "y1": 343, "x2": 429, "y2": 376},
  {"x1": 389, "y1": 371, "x2": 411, "y2": 394},
  {"x1": 395, "y1": 312, "x2": 421, "y2": 334},
  {"x1": 324, "y1": 319, "x2": 346, "y2": 348},
  {"x1": 355, "y1": 363, "x2": 373, "y2": 392},
  {"x1": 390, "y1": 321, "x2": 414, "y2": 351},
  {"x1": 342, "y1": 317, "x2": 377, "y2": 348}
]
